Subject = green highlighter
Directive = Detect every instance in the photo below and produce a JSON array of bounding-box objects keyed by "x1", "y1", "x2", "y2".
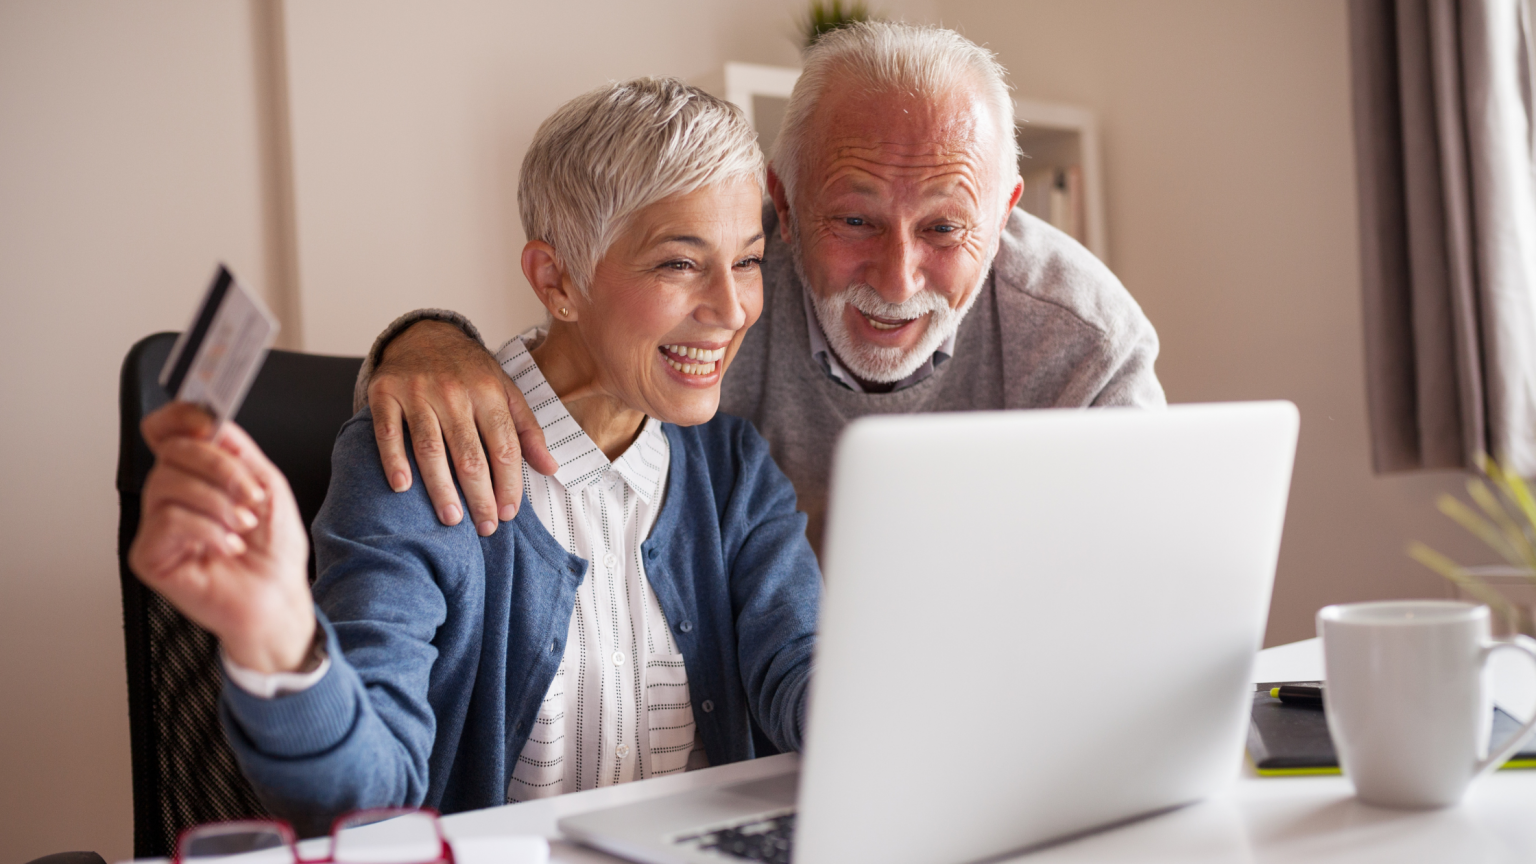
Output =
[{"x1": 1269, "y1": 682, "x2": 1324, "y2": 708}]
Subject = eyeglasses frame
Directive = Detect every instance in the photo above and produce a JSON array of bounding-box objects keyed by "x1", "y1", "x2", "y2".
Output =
[{"x1": 171, "y1": 807, "x2": 455, "y2": 864}]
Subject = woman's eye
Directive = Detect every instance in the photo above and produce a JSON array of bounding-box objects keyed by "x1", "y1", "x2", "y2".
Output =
[
  {"x1": 735, "y1": 256, "x2": 763, "y2": 270},
  {"x1": 662, "y1": 259, "x2": 694, "y2": 271}
]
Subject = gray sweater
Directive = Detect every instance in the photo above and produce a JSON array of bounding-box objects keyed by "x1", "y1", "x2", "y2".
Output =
[{"x1": 360, "y1": 205, "x2": 1164, "y2": 553}]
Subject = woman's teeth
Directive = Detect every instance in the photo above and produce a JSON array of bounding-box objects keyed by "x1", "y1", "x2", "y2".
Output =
[{"x1": 661, "y1": 344, "x2": 724, "y2": 376}]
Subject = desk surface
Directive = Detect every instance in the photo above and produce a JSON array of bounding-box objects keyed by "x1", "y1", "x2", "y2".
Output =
[{"x1": 434, "y1": 638, "x2": 1536, "y2": 864}]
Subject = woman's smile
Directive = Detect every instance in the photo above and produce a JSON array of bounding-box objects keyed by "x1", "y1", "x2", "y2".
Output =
[{"x1": 659, "y1": 343, "x2": 728, "y2": 379}]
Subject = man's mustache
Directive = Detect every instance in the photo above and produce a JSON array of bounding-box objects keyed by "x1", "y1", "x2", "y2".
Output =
[{"x1": 831, "y1": 283, "x2": 950, "y2": 320}]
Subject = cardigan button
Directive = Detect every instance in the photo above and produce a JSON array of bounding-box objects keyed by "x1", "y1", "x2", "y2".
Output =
[
  {"x1": 701, "y1": 700, "x2": 714, "y2": 713},
  {"x1": 646, "y1": 547, "x2": 657, "y2": 560},
  {"x1": 515, "y1": 721, "x2": 523, "y2": 732},
  {"x1": 550, "y1": 639, "x2": 559, "y2": 653},
  {"x1": 678, "y1": 620, "x2": 693, "y2": 633}
]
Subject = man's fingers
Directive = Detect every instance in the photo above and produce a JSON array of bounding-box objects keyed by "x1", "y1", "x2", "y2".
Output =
[
  {"x1": 477, "y1": 386, "x2": 525, "y2": 523},
  {"x1": 443, "y1": 402, "x2": 499, "y2": 537},
  {"x1": 405, "y1": 406, "x2": 465, "y2": 527},
  {"x1": 370, "y1": 396, "x2": 414, "y2": 493},
  {"x1": 506, "y1": 382, "x2": 557, "y2": 477}
]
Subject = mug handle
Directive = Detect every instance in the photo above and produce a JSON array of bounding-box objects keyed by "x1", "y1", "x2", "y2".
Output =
[{"x1": 1474, "y1": 635, "x2": 1536, "y2": 776}]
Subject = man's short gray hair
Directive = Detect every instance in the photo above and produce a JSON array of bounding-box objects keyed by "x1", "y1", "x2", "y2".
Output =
[
  {"x1": 774, "y1": 22, "x2": 1019, "y2": 206},
  {"x1": 519, "y1": 77, "x2": 765, "y2": 294}
]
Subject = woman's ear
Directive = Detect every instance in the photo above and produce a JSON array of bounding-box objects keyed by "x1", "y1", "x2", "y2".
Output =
[{"x1": 521, "y1": 240, "x2": 580, "y2": 321}]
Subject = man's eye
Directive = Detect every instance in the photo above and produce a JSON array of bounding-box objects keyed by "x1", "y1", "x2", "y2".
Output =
[
  {"x1": 843, "y1": 217, "x2": 866, "y2": 227},
  {"x1": 934, "y1": 225, "x2": 956, "y2": 234}
]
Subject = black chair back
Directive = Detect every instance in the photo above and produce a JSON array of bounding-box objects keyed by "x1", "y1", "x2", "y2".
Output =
[{"x1": 116, "y1": 333, "x2": 362, "y2": 857}]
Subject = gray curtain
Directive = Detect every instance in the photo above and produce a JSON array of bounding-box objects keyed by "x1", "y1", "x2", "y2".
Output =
[{"x1": 1351, "y1": 0, "x2": 1536, "y2": 475}]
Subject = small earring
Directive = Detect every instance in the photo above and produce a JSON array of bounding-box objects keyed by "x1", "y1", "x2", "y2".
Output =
[{"x1": 558, "y1": 307, "x2": 569, "y2": 317}]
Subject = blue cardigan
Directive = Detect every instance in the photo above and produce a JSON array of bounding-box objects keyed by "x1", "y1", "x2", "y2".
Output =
[{"x1": 219, "y1": 410, "x2": 821, "y2": 830}]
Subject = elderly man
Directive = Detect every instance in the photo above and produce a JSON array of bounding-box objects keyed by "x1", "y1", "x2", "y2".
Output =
[{"x1": 361, "y1": 22, "x2": 1164, "y2": 552}]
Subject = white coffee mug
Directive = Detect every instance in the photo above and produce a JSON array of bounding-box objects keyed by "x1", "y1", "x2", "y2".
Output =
[{"x1": 1318, "y1": 600, "x2": 1536, "y2": 808}]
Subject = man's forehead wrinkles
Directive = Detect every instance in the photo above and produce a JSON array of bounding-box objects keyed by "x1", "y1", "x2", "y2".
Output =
[
  {"x1": 823, "y1": 152, "x2": 987, "y2": 194},
  {"x1": 826, "y1": 135, "x2": 978, "y2": 161},
  {"x1": 823, "y1": 166, "x2": 984, "y2": 211}
]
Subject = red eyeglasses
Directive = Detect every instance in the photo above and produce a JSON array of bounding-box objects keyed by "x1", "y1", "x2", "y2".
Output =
[{"x1": 172, "y1": 808, "x2": 454, "y2": 864}]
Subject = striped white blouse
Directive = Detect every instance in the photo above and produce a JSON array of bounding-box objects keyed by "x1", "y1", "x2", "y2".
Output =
[{"x1": 499, "y1": 331, "x2": 706, "y2": 803}]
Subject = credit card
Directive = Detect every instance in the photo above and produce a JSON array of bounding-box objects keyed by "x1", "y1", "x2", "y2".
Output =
[{"x1": 159, "y1": 264, "x2": 280, "y2": 426}]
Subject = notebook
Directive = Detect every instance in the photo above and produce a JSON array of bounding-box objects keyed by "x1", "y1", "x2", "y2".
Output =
[{"x1": 1246, "y1": 683, "x2": 1536, "y2": 776}]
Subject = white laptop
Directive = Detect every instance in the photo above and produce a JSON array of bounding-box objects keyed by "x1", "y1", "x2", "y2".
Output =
[{"x1": 559, "y1": 402, "x2": 1299, "y2": 864}]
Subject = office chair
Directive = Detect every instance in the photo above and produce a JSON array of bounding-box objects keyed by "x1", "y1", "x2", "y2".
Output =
[{"x1": 116, "y1": 333, "x2": 362, "y2": 858}]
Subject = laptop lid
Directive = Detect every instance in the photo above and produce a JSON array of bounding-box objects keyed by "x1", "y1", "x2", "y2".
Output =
[{"x1": 796, "y1": 402, "x2": 1298, "y2": 864}]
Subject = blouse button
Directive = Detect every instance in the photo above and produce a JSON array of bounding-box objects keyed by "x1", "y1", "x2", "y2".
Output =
[
  {"x1": 701, "y1": 700, "x2": 714, "y2": 713},
  {"x1": 603, "y1": 552, "x2": 617, "y2": 570},
  {"x1": 678, "y1": 620, "x2": 693, "y2": 633},
  {"x1": 612, "y1": 651, "x2": 626, "y2": 666},
  {"x1": 616, "y1": 743, "x2": 632, "y2": 759}
]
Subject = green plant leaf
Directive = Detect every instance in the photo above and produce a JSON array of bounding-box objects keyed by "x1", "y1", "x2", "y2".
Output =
[
  {"x1": 1407, "y1": 541, "x2": 1521, "y2": 625},
  {"x1": 1487, "y1": 456, "x2": 1536, "y2": 544},
  {"x1": 1466, "y1": 478, "x2": 1536, "y2": 571},
  {"x1": 800, "y1": 0, "x2": 874, "y2": 48},
  {"x1": 1438, "y1": 493, "x2": 1527, "y2": 568}
]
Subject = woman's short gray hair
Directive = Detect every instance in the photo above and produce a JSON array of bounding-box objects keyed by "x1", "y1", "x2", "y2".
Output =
[
  {"x1": 518, "y1": 77, "x2": 765, "y2": 294},
  {"x1": 774, "y1": 22, "x2": 1019, "y2": 205}
]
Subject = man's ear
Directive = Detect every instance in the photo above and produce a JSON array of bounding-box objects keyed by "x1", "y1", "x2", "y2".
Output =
[
  {"x1": 522, "y1": 240, "x2": 579, "y2": 321},
  {"x1": 766, "y1": 166, "x2": 794, "y2": 245},
  {"x1": 1002, "y1": 177, "x2": 1024, "y2": 229}
]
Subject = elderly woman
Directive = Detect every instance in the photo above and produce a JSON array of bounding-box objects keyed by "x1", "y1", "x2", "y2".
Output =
[{"x1": 128, "y1": 78, "x2": 818, "y2": 828}]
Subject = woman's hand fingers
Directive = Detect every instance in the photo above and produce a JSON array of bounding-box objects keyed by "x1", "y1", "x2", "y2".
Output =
[
  {"x1": 154, "y1": 434, "x2": 267, "y2": 510},
  {"x1": 142, "y1": 460, "x2": 260, "y2": 536},
  {"x1": 130, "y1": 415, "x2": 315, "y2": 674},
  {"x1": 130, "y1": 498, "x2": 246, "y2": 586},
  {"x1": 141, "y1": 401, "x2": 217, "y2": 451}
]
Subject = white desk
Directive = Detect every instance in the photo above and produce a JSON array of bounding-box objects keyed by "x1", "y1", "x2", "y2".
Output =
[{"x1": 435, "y1": 638, "x2": 1536, "y2": 863}]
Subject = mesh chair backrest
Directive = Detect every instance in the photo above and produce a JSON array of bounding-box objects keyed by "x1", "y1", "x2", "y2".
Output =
[{"x1": 116, "y1": 333, "x2": 362, "y2": 857}]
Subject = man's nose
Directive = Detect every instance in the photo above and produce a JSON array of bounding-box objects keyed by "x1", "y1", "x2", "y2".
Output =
[{"x1": 866, "y1": 231, "x2": 922, "y2": 305}]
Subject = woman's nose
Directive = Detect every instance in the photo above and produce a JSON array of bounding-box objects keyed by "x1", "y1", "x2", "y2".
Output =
[{"x1": 697, "y1": 268, "x2": 749, "y2": 331}]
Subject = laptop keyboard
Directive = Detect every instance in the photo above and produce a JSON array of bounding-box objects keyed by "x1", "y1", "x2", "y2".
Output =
[{"x1": 674, "y1": 811, "x2": 796, "y2": 862}]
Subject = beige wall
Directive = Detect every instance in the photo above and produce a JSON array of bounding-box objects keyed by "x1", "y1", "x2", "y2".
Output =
[
  {"x1": 0, "y1": 2, "x2": 276, "y2": 860},
  {"x1": 0, "y1": 0, "x2": 1502, "y2": 859},
  {"x1": 281, "y1": 0, "x2": 937, "y2": 355},
  {"x1": 937, "y1": 0, "x2": 1491, "y2": 646}
]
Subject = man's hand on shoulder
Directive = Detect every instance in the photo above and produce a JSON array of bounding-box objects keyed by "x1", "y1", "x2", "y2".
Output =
[{"x1": 368, "y1": 320, "x2": 558, "y2": 535}]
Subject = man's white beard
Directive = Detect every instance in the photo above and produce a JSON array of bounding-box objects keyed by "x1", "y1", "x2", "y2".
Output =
[
  {"x1": 808, "y1": 281, "x2": 980, "y2": 384},
  {"x1": 788, "y1": 218, "x2": 987, "y2": 384}
]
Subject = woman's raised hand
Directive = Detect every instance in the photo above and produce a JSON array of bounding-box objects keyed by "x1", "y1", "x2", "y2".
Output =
[{"x1": 128, "y1": 402, "x2": 317, "y2": 674}]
